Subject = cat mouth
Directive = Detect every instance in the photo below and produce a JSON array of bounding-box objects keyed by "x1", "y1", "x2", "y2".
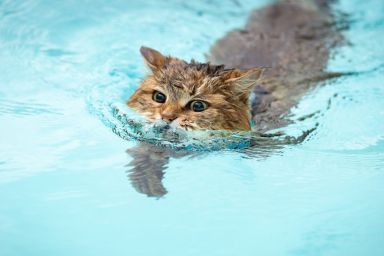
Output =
[
  {"x1": 149, "y1": 119, "x2": 190, "y2": 141},
  {"x1": 152, "y1": 119, "x2": 195, "y2": 132},
  {"x1": 171, "y1": 121, "x2": 196, "y2": 131},
  {"x1": 153, "y1": 119, "x2": 182, "y2": 131}
]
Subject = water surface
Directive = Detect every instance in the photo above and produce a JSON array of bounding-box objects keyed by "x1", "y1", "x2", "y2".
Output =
[{"x1": 1, "y1": 0, "x2": 384, "y2": 255}]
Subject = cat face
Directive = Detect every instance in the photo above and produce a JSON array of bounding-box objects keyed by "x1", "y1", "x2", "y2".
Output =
[{"x1": 127, "y1": 47, "x2": 263, "y2": 131}]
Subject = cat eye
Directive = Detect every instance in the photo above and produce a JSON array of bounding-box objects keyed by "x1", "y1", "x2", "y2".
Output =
[
  {"x1": 152, "y1": 91, "x2": 166, "y2": 103},
  {"x1": 189, "y1": 100, "x2": 208, "y2": 112}
]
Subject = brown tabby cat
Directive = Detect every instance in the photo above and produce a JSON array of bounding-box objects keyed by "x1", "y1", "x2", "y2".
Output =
[
  {"x1": 128, "y1": 0, "x2": 341, "y2": 133},
  {"x1": 126, "y1": 0, "x2": 344, "y2": 197},
  {"x1": 127, "y1": 47, "x2": 263, "y2": 131}
]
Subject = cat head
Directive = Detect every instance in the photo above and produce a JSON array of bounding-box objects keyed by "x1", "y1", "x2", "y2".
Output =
[{"x1": 127, "y1": 46, "x2": 263, "y2": 131}]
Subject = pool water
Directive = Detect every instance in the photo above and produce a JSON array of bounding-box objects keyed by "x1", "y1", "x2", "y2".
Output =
[{"x1": 1, "y1": 0, "x2": 384, "y2": 255}]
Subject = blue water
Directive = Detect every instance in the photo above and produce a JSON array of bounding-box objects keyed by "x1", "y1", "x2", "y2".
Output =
[{"x1": 1, "y1": 0, "x2": 384, "y2": 255}]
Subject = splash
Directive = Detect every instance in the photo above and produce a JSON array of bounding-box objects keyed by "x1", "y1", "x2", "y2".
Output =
[
  {"x1": 86, "y1": 75, "x2": 317, "y2": 152},
  {"x1": 106, "y1": 102, "x2": 315, "y2": 152},
  {"x1": 110, "y1": 103, "x2": 253, "y2": 151}
]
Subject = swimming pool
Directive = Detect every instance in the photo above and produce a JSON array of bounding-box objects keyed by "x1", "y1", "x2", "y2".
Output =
[{"x1": 1, "y1": 0, "x2": 383, "y2": 255}]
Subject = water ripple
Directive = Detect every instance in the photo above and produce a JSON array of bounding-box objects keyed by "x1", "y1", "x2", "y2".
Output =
[{"x1": 0, "y1": 99, "x2": 62, "y2": 116}]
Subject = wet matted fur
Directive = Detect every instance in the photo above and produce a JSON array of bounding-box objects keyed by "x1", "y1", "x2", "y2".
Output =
[
  {"x1": 128, "y1": 47, "x2": 263, "y2": 131},
  {"x1": 128, "y1": 0, "x2": 342, "y2": 133}
]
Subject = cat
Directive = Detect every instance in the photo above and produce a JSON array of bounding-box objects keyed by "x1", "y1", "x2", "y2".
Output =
[
  {"x1": 127, "y1": 0, "x2": 342, "y2": 133},
  {"x1": 126, "y1": 0, "x2": 344, "y2": 197}
]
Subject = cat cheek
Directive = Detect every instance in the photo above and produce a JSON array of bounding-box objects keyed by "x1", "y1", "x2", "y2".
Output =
[
  {"x1": 176, "y1": 117, "x2": 191, "y2": 131},
  {"x1": 149, "y1": 110, "x2": 162, "y2": 121},
  {"x1": 140, "y1": 112, "x2": 154, "y2": 121},
  {"x1": 154, "y1": 113, "x2": 162, "y2": 121}
]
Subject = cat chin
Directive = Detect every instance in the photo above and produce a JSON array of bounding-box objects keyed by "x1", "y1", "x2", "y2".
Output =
[
  {"x1": 170, "y1": 120, "x2": 198, "y2": 132},
  {"x1": 152, "y1": 118, "x2": 182, "y2": 130},
  {"x1": 152, "y1": 118, "x2": 197, "y2": 133}
]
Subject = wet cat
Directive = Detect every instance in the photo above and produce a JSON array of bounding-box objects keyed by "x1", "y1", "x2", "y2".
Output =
[
  {"x1": 126, "y1": 0, "x2": 344, "y2": 197},
  {"x1": 127, "y1": 47, "x2": 263, "y2": 131},
  {"x1": 127, "y1": 0, "x2": 342, "y2": 133}
]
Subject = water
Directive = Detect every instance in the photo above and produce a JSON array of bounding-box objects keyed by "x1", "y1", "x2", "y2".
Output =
[{"x1": 1, "y1": 0, "x2": 384, "y2": 255}]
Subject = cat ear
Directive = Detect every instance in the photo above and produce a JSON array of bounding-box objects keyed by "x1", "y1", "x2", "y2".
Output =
[
  {"x1": 222, "y1": 68, "x2": 264, "y2": 103},
  {"x1": 223, "y1": 68, "x2": 264, "y2": 92},
  {"x1": 140, "y1": 46, "x2": 167, "y2": 72}
]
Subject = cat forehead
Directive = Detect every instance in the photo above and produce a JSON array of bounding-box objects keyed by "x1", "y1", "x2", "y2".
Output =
[{"x1": 156, "y1": 64, "x2": 224, "y2": 95}]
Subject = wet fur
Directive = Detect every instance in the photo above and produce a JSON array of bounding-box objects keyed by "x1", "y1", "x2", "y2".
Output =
[
  {"x1": 209, "y1": 0, "x2": 342, "y2": 131},
  {"x1": 128, "y1": 51, "x2": 262, "y2": 130},
  {"x1": 128, "y1": 1, "x2": 341, "y2": 132}
]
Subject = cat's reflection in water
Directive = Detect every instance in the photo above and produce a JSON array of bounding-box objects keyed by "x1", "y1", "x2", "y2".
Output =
[
  {"x1": 125, "y1": 127, "x2": 315, "y2": 198},
  {"x1": 125, "y1": 140, "x2": 278, "y2": 198},
  {"x1": 126, "y1": 142, "x2": 192, "y2": 198}
]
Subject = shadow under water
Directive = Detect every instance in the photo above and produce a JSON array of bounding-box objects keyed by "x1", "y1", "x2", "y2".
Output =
[{"x1": 125, "y1": 127, "x2": 316, "y2": 198}]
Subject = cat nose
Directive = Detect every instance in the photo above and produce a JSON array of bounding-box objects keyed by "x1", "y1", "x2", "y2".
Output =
[
  {"x1": 161, "y1": 105, "x2": 180, "y2": 123},
  {"x1": 161, "y1": 114, "x2": 177, "y2": 123},
  {"x1": 161, "y1": 111, "x2": 177, "y2": 123}
]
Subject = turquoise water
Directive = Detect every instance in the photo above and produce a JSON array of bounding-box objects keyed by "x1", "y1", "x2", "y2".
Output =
[{"x1": 1, "y1": 0, "x2": 384, "y2": 255}]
